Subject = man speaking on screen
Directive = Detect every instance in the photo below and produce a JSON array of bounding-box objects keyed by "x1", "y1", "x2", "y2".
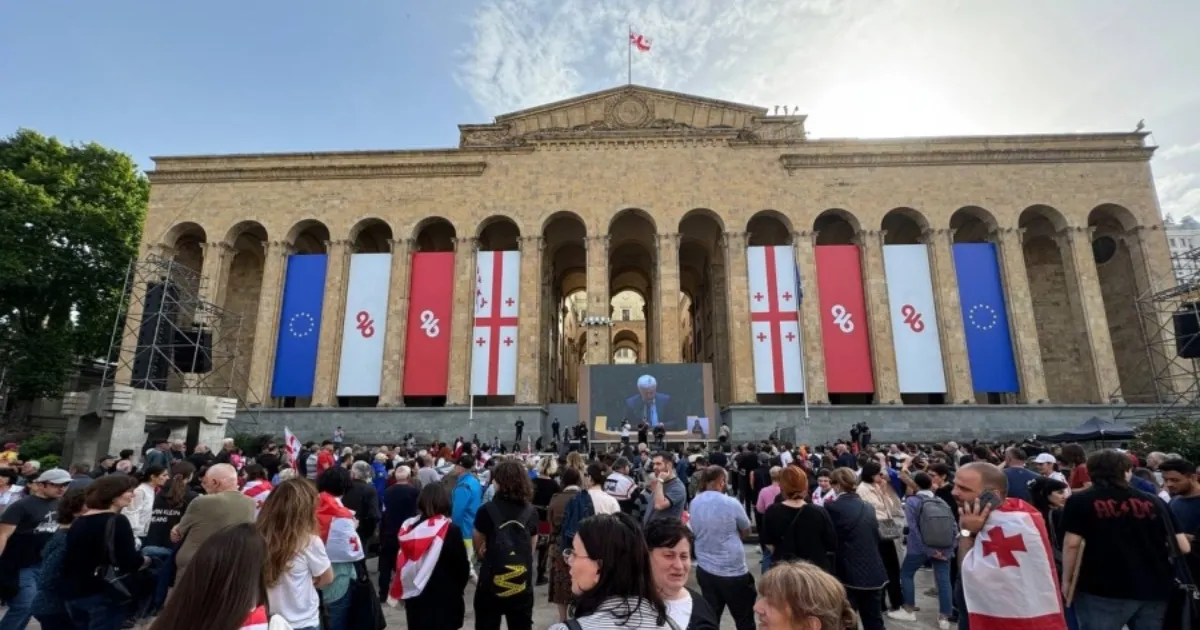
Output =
[{"x1": 624, "y1": 374, "x2": 680, "y2": 430}]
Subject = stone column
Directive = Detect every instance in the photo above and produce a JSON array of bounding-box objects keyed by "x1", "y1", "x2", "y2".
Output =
[
  {"x1": 656, "y1": 232, "x2": 682, "y2": 363},
  {"x1": 246, "y1": 240, "x2": 293, "y2": 406},
  {"x1": 516, "y1": 236, "x2": 544, "y2": 403},
  {"x1": 198, "y1": 242, "x2": 235, "y2": 315},
  {"x1": 378, "y1": 238, "x2": 413, "y2": 407},
  {"x1": 584, "y1": 235, "x2": 611, "y2": 365},
  {"x1": 991, "y1": 228, "x2": 1049, "y2": 403},
  {"x1": 446, "y1": 237, "x2": 477, "y2": 405},
  {"x1": 793, "y1": 231, "x2": 828, "y2": 403},
  {"x1": 1057, "y1": 226, "x2": 1123, "y2": 403},
  {"x1": 924, "y1": 229, "x2": 975, "y2": 403},
  {"x1": 709, "y1": 261, "x2": 732, "y2": 404},
  {"x1": 721, "y1": 231, "x2": 756, "y2": 403},
  {"x1": 856, "y1": 230, "x2": 901, "y2": 404},
  {"x1": 311, "y1": 239, "x2": 352, "y2": 406}
]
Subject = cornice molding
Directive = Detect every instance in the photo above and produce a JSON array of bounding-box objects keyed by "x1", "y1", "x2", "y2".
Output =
[
  {"x1": 147, "y1": 161, "x2": 489, "y2": 184},
  {"x1": 779, "y1": 147, "x2": 1155, "y2": 170}
]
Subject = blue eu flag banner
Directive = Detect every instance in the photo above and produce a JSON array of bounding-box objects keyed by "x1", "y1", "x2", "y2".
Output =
[
  {"x1": 271, "y1": 254, "x2": 328, "y2": 397},
  {"x1": 952, "y1": 243, "x2": 1019, "y2": 393}
]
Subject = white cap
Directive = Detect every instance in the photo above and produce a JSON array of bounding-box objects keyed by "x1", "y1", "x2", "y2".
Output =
[{"x1": 1033, "y1": 453, "x2": 1057, "y2": 464}]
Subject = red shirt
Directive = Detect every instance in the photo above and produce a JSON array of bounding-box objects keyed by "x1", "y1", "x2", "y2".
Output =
[
  {"x1": 1068, "y1": 465, "x2": 1090, "y2": 490},
  {"x1": 317, "y1": 451, "x2": 335, "y2": 475},
  {"x1": 240, "y1": 606, "x2": 267, "y2": 629}
]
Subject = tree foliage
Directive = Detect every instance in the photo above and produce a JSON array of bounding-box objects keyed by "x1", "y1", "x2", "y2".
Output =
[
  {"x1": 1133, "y1": 416, "x2": 1200, "y2": 463},
  {"x1": 0, "y1": 129, "x2": 148, "y2": 399}
]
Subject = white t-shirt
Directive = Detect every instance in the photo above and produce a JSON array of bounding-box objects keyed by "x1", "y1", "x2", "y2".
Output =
[
  {"x1": 665, "y1": 592, "x2": 693, "y2": 629},
  {"x1": 268, "y1": 535, "x2": 332, "y2": 629},
  {"x1": 779, "y1": 451, "x2": 794, "y2": 467},
  {"x1": 588, "y1": 488, "x2": 621, "y2": 515}
]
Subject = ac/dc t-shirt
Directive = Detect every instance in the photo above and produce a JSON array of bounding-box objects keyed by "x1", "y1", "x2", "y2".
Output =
[{"x1": 1061, "y1": 484, "x2": 1178, "y2": 601}]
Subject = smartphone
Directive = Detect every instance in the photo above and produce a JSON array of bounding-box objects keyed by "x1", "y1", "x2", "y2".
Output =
[{"x1": 978, "y1": 490, "x2": 1003, "y2": 511}]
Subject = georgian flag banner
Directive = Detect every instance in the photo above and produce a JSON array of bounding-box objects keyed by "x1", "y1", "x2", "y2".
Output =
[
  {"x1": 471, "y1": 250, "x2": 521, "y2": 396},
  {"x1": 961, "y1": 498, "x2": 1067, "y2": 630},
  {"x1": 746, "y1": 246, "x2": 805, "y2": 394}
]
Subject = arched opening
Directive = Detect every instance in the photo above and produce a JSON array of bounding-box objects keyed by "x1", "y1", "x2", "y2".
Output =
[
  {"x1": 611, "y1": 289, "x2": 647, "y2": 363},
  {"x1": 473, "y1": 216, "x2": 522, "y2": 408},
  {"x1": 881, "y1": 208, "x2": 945, "y2": 405},
  {"x1": 403, "y1": 218, "x2": 458, "y2": 408},
  {"x1": 1021, "y1": 205, "x2": 1093, "y2": 403},
  {"x1": 612, "y1": 329, "x2": 642, "y2": 365},
  {"x1": 349, "y1": 218, "x2": 393, "y2": 254},
  {"x1": 543, "y1": 212, "x2": 588, "y2": 403},
  {"x1": 744, "y1": 211, "x2": 806, "y2": 405},
  {"x1": 1090, "y1": 204, "x2": 1154, "y2": 402},
  {"x1": 222, "y1": 221, "x2": 268, "y2": 404},
  {"x1": 813, "y1": 210, "x2": 873, "y2": 404},
  {"x1": 160, "y1": 222, "x2": 207, "y2": 394},
  {"x1": 610, "y1": 209, "x2": 657, "y2": 363},
  {"x1": 680, "y1": 209, "x2": 730, "y2": 404},
  {"x1": 412, "y1": 217, "x2": 456, "y2": 253}
]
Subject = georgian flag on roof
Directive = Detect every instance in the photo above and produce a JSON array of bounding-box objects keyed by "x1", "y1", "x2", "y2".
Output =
[{"x1": 630, "y1": 31, "x2": 651, "y2": 52}]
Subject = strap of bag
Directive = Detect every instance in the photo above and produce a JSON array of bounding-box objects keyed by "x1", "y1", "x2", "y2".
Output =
[
  {"x1": 104, "y1": 514, "x2": 119, "y2": 567},
  {"x1": 565, "y1": 619, "x2": 583, "y2": 630},
  {"x1": 1152, "y1": 496, "x2": 1198, "y2": 588}
]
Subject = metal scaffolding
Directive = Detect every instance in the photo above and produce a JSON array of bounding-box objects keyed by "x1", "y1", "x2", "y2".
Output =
[
  {"x1": 1116, "y1": 245, "x2": 1200, "y2": 422},
  {"x1": 101, "y1": 254, "x2": 252, "y2": 405}
]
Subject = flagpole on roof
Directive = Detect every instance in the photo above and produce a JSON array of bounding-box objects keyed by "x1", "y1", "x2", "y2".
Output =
[
  {"x1": 627, "y1": 24, "x2": 632, "y2": 85},
  {"x1": 469, "y1": 246, "x2": 477, "y2": 421}
]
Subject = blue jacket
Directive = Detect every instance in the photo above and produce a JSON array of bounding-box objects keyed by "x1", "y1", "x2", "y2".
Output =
[
  {"x1": 452, "y1": 473, "x2": 482, "y2": 537},
  {"x1": 371, "y1": 462, "x2": 388, "y2": 501}
]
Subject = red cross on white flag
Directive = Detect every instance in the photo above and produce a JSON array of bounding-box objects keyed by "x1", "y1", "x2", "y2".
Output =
[
  {"x1": 471, "y1": 250, "x2": 521, "y2": 396},
  {"x1": 629, "y1": 31, "x2": 651, "y2": 52},
  {"x1": 747, "y1": 246, "x2": 805, "y2": 394}
]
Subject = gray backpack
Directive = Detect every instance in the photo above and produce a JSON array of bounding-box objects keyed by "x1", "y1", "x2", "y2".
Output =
[{"x1": 916, "y1": 495, "x2": 957, "y2": 549}]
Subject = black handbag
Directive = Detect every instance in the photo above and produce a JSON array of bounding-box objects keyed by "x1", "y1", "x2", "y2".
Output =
[
  {"x1": 1156, "y1": 498, "x2": 1200, "y2": 628},
  {"x1": 95, "y1": 515, "x2": 135, "y2": 603},
  {"x1": 347, "y1": 560, "x2": 386, "y2": 630}
]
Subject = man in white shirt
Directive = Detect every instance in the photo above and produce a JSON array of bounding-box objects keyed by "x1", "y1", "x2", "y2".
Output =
[{"x1": 1033, "y1": 453, "x2": 1068, "y2": 486}]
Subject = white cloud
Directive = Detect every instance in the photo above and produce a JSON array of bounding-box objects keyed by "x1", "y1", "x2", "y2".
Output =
[
  {"x1": 1160, "y1": 141, "x2": 1200, "y2": 160},
  {"x1": 1157, "y1": 172, "x2": 1200, "y2": 219}
]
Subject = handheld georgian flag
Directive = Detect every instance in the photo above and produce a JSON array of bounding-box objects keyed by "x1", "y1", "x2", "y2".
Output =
[
  {"x1": 283, "y1": 426, "x2": 300, "y2": 467},
  {"x1": 961, "y1": 498, "x2": 1067, "y2": 630}
]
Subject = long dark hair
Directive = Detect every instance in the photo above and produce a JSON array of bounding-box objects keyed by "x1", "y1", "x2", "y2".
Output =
[
  {"x1": 163, "y1": 461, "x2": 196, "y2": 508},
  {"x1": 416, "y1": 481, "x2": 452, "y2": 522},
  {"x1": 148, "y1": 523, "x2": 267, "y2": 630},
  {"x1": 572, "y1": 513, "x2": 667, "y2": 625}
]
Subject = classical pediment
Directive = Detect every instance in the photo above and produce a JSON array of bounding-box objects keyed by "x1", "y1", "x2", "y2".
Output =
[{"x1": 459, "y1": 85, "x2": 805, "y2": 148}]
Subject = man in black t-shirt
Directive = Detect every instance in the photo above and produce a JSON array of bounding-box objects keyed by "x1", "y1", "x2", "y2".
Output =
[
  {"x1": 1061, "y1": 450, "x2": 1189, "y2": 629},
  {"x1": 0, "y1": 468, "x2": 68, "y2": 629},
  {"x1": 514, "y1": 418, "x2": 524, "y2": 443}
]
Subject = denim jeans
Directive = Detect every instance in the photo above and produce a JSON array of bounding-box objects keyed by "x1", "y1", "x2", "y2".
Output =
[
  {"x1": 64, "y1": 594, "x2": 129, "y2": 630},
  {"x1": 0, "y1": 564, "x2": 40, "y2": 630},
  {"x1": 900, "y1": 551, "x2": 952, "y2": 616},
  {"x1": 759, "y1": 546, "x2": 772, "y2": 574},
  {"x1": 324, "y1": 592, "x2": 351, "y2": 630},
  {"x1": 141, "y1": 545, "x2": 175, "y2": 611},
  {"x1": 1073, "y1": 593, "x2": 1168, "y2": 630},
  {"x1": 31, "y1": 614, "x2": 73, "y2": 630}
]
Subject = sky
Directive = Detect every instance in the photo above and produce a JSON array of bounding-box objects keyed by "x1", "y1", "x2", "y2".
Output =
[{"x1": 2, "y1": 0, "x2": 1199, "y2": 218}]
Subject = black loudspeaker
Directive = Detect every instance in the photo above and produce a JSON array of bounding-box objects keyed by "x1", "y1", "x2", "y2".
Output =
[
  {"x1": 1174, "y1": 302, "x2": 1200, "y2": 358},
  {"x1": 131, "y1": 281, "x2": 178, "y2": 390},
  {"x1": 173, "y1": 328, "x2": 213, "y2": 373}
]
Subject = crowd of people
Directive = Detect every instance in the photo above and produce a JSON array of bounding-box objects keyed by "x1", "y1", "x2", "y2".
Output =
[{"x1": 0, "y1": 428, "x2": 1195, "y2": 630}]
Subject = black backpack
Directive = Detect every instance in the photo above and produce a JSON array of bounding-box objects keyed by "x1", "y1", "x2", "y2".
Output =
[{"x1": 483, "y1": 501, "x2": 535, "y2": 598}]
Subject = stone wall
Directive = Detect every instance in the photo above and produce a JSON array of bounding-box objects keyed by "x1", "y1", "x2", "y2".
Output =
[
  {"x1": 224, "y1": 403, "x2": 1149, "y2": 446},
  {"x1": 722, "y1": 404, "x2": 1149, "y2": 444}
]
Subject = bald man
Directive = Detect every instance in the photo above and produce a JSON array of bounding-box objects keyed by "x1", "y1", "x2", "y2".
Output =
[
  {"x1": 171, "y1": 463, "x2": 255, "y2": 577},
  {"x1": 625, "y1": 374, "x2": 675, "y2": 430}
]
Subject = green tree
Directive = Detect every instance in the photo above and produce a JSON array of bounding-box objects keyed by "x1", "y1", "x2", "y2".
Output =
[
  {"x1": 1133, "y1": 416, "x2": 1200, "y2": 463},
  {"x1": 0, "y1": 129, "x2": 148, "y2": 399}
]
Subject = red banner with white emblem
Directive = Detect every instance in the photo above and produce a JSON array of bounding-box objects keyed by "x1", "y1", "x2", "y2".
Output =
[
  {"x1": 402, "y1": 252, "x2": 454, "y2": 396},
  {"x1": 815, "y1": 245, "x2": 874, "y2": 393}
]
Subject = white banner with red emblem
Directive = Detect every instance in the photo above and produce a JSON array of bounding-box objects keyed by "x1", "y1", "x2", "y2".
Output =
[
  {"x1": 470, "y1": 250, "x2": 521, "y2": 396},
  {"x1": 337, "y1": 253, "x2": 392, "y2": 397}
]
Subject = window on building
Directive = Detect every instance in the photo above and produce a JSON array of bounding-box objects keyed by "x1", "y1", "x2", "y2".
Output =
[
  {"x1": 622, "y1": 309, "x2": 631, "y2": 321},
  {"x1": 1171, "y1": 238, "x2": 1177, "y2": 247}
]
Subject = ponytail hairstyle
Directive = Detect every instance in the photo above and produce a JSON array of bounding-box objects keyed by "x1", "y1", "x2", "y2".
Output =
[
  {"x1": 163, "y1": 461, "x2": 196, "y2": 508},
  {"x1": 139, "y1": 464, "x2": 167, "y2": 485}
]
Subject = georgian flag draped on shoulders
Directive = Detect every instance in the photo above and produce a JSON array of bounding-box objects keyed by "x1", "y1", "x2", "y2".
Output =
[
  {"x1": 317, "y1": 492, "x2": 365, "y2": 563},
  {"x1": 961, "y1": 498, "x2": 1066, "y2": 630},
  {"x1": 387, "y1": 514, "x2": 451, "y2": 605},
  {"x1": 242, "y1": 480, "x2": 272, "y2": 519}
]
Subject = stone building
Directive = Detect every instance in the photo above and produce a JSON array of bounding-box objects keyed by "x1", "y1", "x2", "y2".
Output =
[{"x1": 121, "y1": 85, "x2": 1174, "y2": 444}]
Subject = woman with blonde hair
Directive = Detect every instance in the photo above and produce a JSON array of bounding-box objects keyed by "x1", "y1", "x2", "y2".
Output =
[
  {"x1": 754, "y1": 561, "x2": 857, "y2": 630},
  {"x1": 258, "y1": 478, "x2": 334, "y2": 630},
  {"x1": 565, "y1": 450, "x2": 586, "y2": 473}
]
